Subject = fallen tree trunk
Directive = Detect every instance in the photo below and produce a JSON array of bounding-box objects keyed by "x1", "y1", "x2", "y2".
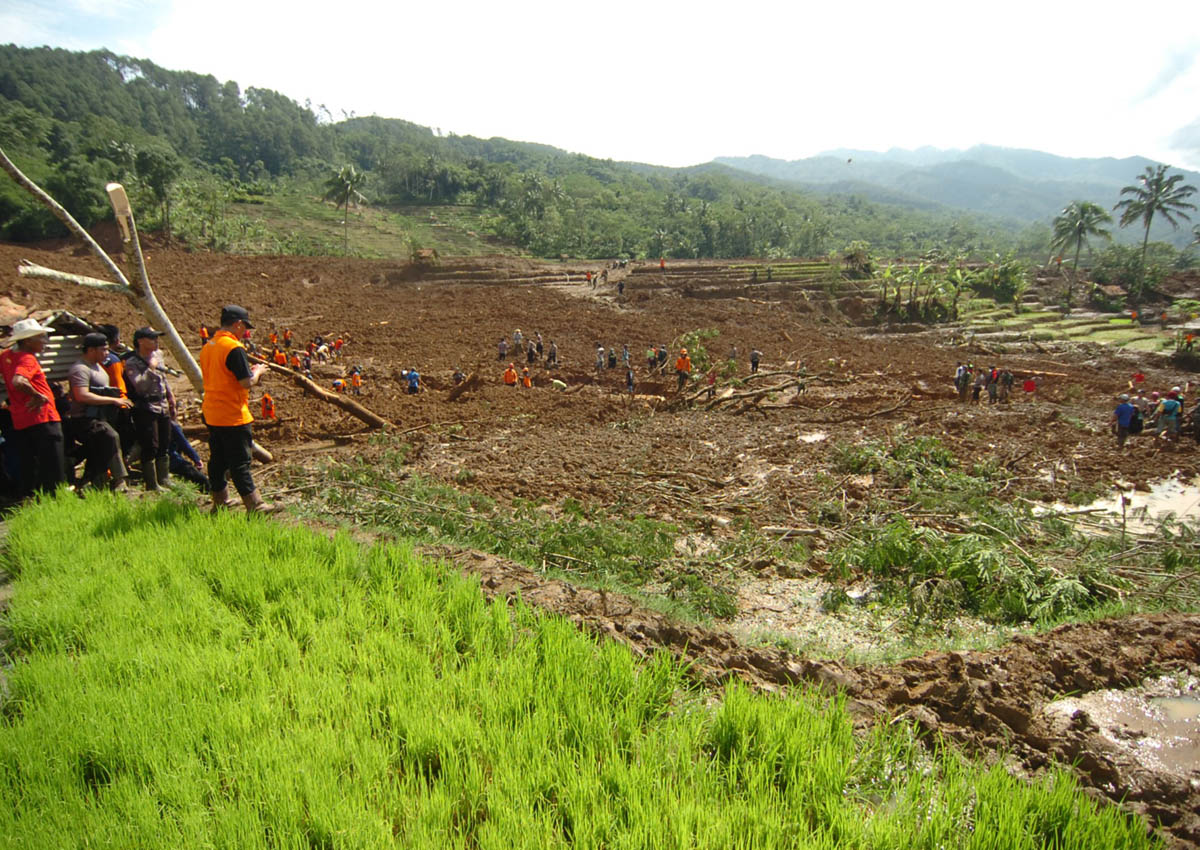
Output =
[{"x1": 251, "y1": 356, "x2": 389, "y2": 429}]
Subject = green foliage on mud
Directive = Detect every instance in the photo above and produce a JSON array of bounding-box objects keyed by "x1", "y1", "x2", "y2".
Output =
[
  {"x1": 294, "y1": 446, "x2": 737, "y2": 620},
  {"x1": 0, "y1": 493, "x2": 1159, "y2": 849},
  {"x1": 825, "y1": 431, "x2": 1200, "y2": 629}
]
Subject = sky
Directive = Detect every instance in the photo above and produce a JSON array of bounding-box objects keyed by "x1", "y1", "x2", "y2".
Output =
[{"x1": 5, "y1": 0, "x2": 1200, "y2": 171}]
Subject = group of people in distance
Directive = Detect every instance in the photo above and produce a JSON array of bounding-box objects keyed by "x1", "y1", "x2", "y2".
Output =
[
  {"x1": 1111, "y1": 380, "x2": 1196, "y2": 448},
  {"x1": 1, "y1": 305, "x2": 276, "y2": 513}
]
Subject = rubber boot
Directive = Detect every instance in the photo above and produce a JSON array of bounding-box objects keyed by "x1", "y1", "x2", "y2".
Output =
[
  {"x1": 211, "y1": 488, "x2": 235, "y2": 513},
  {"x1": 155, "y1": 456, "x2": 171, "y2": 488},
  {"x1": 242, "y1": 489, "x2": 279, "y2": 515},
  {"x1": 142, "y1": 461, "x2": 161, "y2": 491}
]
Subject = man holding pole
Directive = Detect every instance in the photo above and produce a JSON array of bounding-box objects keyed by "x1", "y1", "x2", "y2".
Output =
[{"x1": 200, "y1": 305, "x2": 276, "y2": 514}]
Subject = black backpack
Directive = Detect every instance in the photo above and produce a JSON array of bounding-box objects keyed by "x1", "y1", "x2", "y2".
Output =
[{"x1": 1129, "y1": 408, "x2": 1144, "y2": 435}]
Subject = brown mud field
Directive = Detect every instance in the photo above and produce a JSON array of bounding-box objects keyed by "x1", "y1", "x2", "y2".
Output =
[{"x1": 2, "y1": 237, "x2": 1199, "y2": 845}]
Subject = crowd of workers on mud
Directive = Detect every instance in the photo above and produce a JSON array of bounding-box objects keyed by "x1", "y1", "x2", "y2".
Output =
[
  {"x1": 1109, "y1": 374, "x2": 1200, "y2": 449},
  {"x1": 5, "y1": 287, "x2": 1200, "y2": 513}
]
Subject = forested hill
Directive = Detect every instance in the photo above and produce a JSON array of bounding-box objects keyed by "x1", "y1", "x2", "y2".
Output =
[
  {"x1": 716, "y1": 148, "x2": 1200, "y2": 248},
  {"x1": 2, "y1": 44, "x2": 1036, "y2": 259}
]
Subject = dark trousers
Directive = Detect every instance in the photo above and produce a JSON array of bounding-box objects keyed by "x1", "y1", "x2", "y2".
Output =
[
  {"x1": 133, "y1": 409, "x2": 171, "y2": 461},
  {"x1": 64, "y1": 417, "x2": 122, "y2": 488},
  {"x1": 207, "y1": 424, "x2": 255, "y2": 496},
  {"x1": 14, "y1": 421, "x2": 66, "y2": 496}
]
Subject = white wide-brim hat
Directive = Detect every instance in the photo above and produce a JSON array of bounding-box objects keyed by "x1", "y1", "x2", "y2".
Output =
[{"x1": 5, "y1": 317, "x2": 55, "y2": 345}]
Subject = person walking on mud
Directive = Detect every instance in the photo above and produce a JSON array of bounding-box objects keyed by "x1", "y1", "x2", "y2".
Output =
[
  {"x1": 547, "y1": 340, "x2": 558, "y2": 367},
  {"x1": 626, "y1": 366, "x2": 635, "y2": 396},
  {"x1": 595, "y1": 344, "x2": 605, "y2": 372},
  {"x1": 750, "y1": 348, "x2": 761, "y2": 374},
  {"x1": 1111, "y1": 394, "x2": 1137, "y2": 448},
  {"x1": 646, "y1": 345, "x2": 656, "y2": 373},
  {"x1": 675, "y1": 348, "x2": 692, "y2": 392},
  {"x1": 607, "y1": 346, "x2": 617, "y2": 370},
  {"x1": 954, "y1": 363, "x2": 969, "y2": 403},
  {"x1": 972, "y1": 368, "x2": 986, "y2": 404},
  {"x1": 497, "y1": 337, "x2": 508, "y2": 362},
  {"x1": 200, "y1": 305, "x2": 276, "y2": 514}
]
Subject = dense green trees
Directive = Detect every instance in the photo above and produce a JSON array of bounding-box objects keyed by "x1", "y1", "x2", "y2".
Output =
[
  {"x1": 6, "y1": 44, "x2": 1195, "y2": 272},
  {"x1": 1114, "y1": 165, "x2": 1197, "y2": 300}
]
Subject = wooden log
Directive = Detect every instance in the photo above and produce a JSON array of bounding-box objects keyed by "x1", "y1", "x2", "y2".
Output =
[{"x1": 250, "y1": 356, "x2": 389, "y2": 429}]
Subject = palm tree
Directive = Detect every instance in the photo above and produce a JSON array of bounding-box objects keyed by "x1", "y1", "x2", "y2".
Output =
[
  {"x1": 1114, "y1": 165, "x2": 1197, "y2": 300},
  {"x1": 1050, "y1": 201, "x2": 1112, "y2": 311},
  {"x1": 323, "y1": 164, "x2": 367, "y2": 254}
]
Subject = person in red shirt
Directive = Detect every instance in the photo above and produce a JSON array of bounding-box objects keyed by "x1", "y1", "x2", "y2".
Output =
[
  {"x1": 0, "y1": 318, "x2": 67, "y2": 496},
  {"x1": 333, "y1": 337, "x2": 344, "y2": 358}
]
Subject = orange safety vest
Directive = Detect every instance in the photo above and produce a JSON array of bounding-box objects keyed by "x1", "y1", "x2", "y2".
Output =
[
  {"x1": 290, "y1": 354, "x2": 301, "y2": 369},
  {"x1": 199, "y1": 325, "x2": 209, "y2": 341},
  {"x1": 269, "y1": 332, "x2": 278, "y2": 346},
  {"x1": 503, "y1": 367, "x2": 518, "y2": 385},
  {"x1": 675, "y1": 356, "x2": 691, "y2": 373},
  {"x1": 521, "y1": 374, "x2": 532, "y2": 388},
  {"x1": 201, "y1": 330, "x2": 253, "y2": 427},
  {"x1": 261, "y1": 394, "x2": 275, "y2": 419},
  {"x1": 351, "y1": 372, "x2": 362, "y2": 387},
  {"x1": 284, "y1": 329, "x2": 292, "y2": 342},
  {"x1": 103, "y1": 357, "x2": 128, "y2": 398},
  {"x1": 334, "y1": 338, "x2": 344, "y2": 350},
  {"x1": 274, "y1": 350, "x2": 287, "y2": 366}
]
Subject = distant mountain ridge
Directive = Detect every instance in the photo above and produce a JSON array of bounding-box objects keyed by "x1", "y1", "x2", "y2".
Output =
[{"x1": 715, "y1": 146, "x2": 1200, "y2": 247}]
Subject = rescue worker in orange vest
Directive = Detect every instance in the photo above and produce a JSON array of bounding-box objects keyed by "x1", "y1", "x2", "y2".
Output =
[
  {"x1": 333, "y1": 337, "x2": 344, "y2": 358},
  {"x1": 283, "y1": 328, "x2": 293, "y2": 349},
  {"x1": 273, "y1": 348, "x2": 287, "y2": 367},
  {"x1": 199, "y1": 324, "x2": 210, "y2": 346},
  {"x1": 332, "y1": 378, "x2": 346, "y2": 393},
  {"x1": 201, "y1": 305, "x2": 275, "y2": 514},
  {"x1": 675, "y1": 347, "x2": 692, "y2": 392},
  {"x1": 503, "y1": 363, "x2": 518, "y2": 387},
  {"x1": 351, "y1": 370, "x2": 362, "y2": 395},
  {"x1": 268, "y1": 330, "x2": 278, "y2": 347},
  {"x1": 261, "y1": 392, "x2": 275, "y2": 420},
  {"x1": 660, "y1": 257, "x2": 666, "y2": 270},
  {"x1": 521, "y1": 367, "x2": 532, "y2": 388},
  {"x1": 289, "y1": 351, "x2": 302, "y2": 371}
]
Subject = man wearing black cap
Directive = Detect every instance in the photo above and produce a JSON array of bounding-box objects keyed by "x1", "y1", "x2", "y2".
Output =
[
  {"x1": 199, "y1": 305, "x2": 275, "y2": 513},
  {"x1": 123, "y1": 326, "x2": 177, "y2": 491},
  {"x1": 65, "y1": 332, "x2": 132, "y2": 490}
]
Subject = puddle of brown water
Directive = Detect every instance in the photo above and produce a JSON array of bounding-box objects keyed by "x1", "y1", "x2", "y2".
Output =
[
  {"x1": 1046, "y1": 476, "x2": 1200, "y2": 534},
  {"x1": 1044, "y1": 677, "x2": 1200, "y2": 778}
]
